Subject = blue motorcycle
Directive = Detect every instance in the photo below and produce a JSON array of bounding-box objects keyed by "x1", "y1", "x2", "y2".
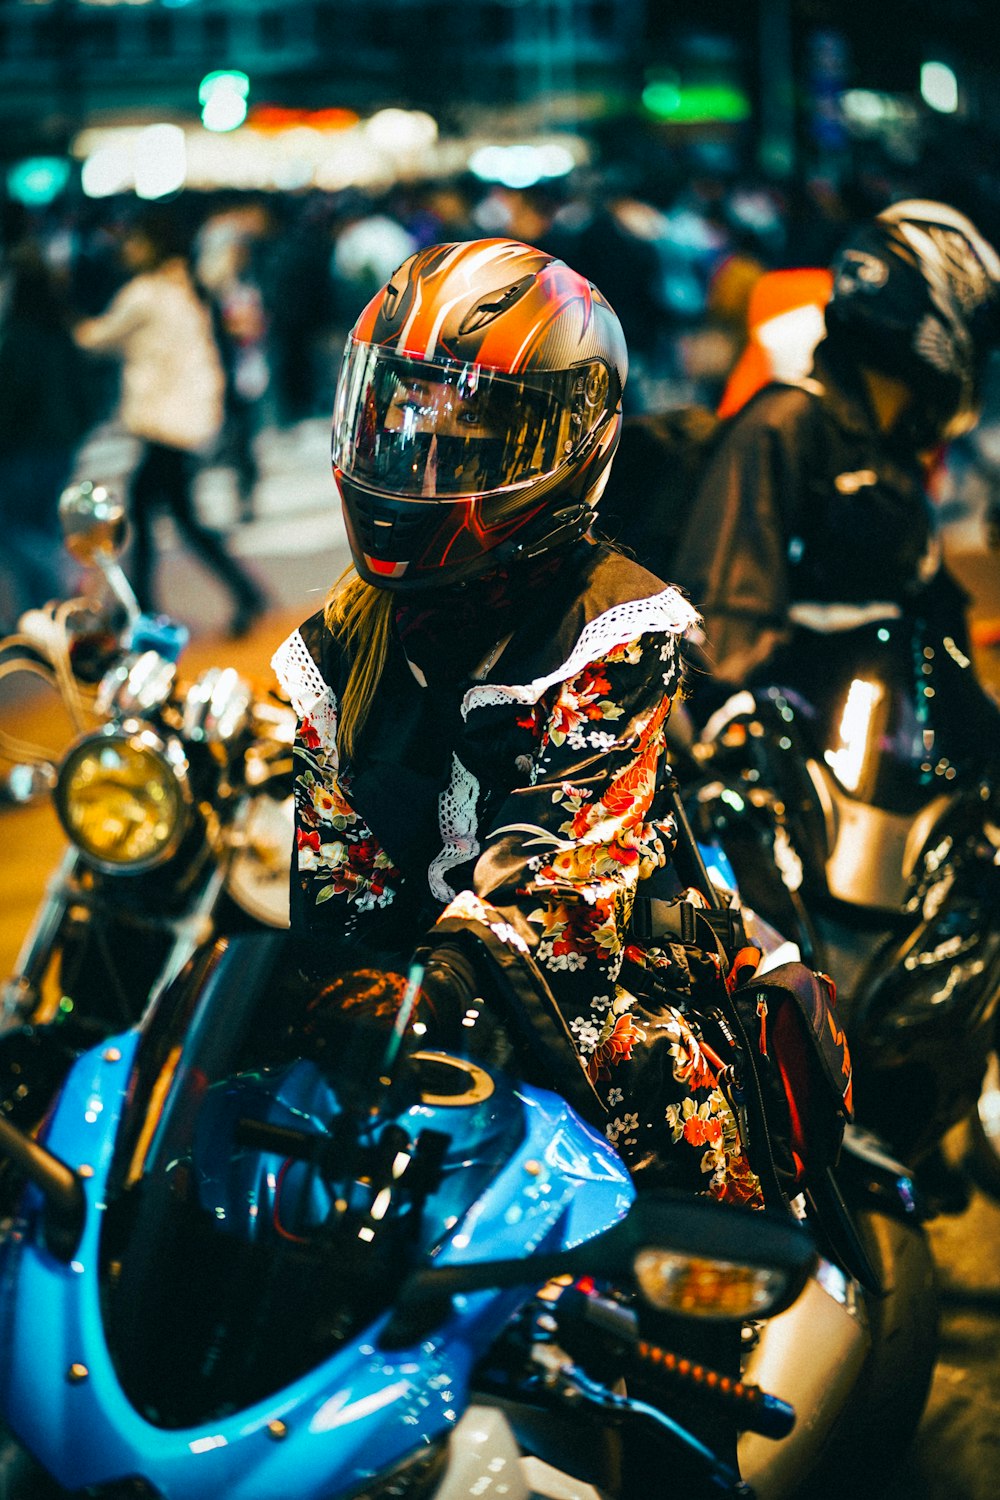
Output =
[{"x1": 0, "y1": 915, "x2": 932, "y2": 1498}]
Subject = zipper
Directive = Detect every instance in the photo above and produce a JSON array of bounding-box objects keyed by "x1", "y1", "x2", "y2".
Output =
[
  {"x1": 709, "y1": 1005, "x2": 738, "y2": 1051},
  {"x1": 706, "y1": 1008, "x2": 752, "y2": 1162},
  {"x1": 757, "y1": 994, "x2": 769, "y2": 1056}
]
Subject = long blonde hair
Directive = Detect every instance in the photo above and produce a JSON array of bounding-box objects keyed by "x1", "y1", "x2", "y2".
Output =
[{"x1": 323, "y1": 568, "x2": 395, "y2": 759}]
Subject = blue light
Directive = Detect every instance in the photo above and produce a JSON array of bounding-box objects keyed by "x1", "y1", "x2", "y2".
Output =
[{"x1": 7, "y1": 157, "x2": 70, "y2": 206}]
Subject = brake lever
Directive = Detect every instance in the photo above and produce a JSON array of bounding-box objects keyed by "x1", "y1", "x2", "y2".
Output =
[{"x1": 541, "y1": 1360, "x2": 756, "y2": 1498}]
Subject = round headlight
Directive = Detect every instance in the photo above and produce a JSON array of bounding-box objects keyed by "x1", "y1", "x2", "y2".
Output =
[{"x1": 55, "y1": 724, "x2": 190, "y2": 872}]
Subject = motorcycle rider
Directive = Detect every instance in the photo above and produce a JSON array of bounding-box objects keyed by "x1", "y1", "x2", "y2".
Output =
[
  {"x1": 272, "y1": 238, "x2": 765, "y2": 1211},
  {"x1": 673, "y1": 198, "x2": 1000, "y2": 695},
  {"x1": 672, "y1": 200, "x2": 1000, "y2": 1213}
]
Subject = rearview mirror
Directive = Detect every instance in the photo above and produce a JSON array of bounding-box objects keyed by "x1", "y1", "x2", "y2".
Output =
[
  {"x1": 59, "y1": 480, "x2": 128, "y2": 565},
  {"x1": 58, "y1": 482, "x2": 140, "y2": 622},
  {"x1": 381, "y1": 1191, "x2": 817, "y2": 1347}
]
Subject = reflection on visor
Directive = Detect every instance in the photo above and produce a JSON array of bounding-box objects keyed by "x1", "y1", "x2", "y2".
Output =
[{"x1": 333, "y1": 347, "x2": 612, "y2": 498}]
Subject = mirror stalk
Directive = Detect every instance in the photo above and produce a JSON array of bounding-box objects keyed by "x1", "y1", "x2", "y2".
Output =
[{"x1": 0, "y1": 1115, "x2": 85, "y2": 1263}]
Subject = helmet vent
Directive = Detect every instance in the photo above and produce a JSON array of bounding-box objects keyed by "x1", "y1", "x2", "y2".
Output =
[
  {"x1": 381, "y1": 278, "x2": 405, "y2": 321},
  {"x1": 353, "y1": 501, "x2": 429, "y2": 559},
  {"x1": 458, "y1": 276, "x2": 534, "y2": 335}
]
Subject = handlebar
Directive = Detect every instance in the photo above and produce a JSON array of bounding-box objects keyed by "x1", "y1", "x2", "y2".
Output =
[
  {"x1": 554, "y1": 1282, "x2": 795, "y2": 1441},
  {"x1": 0, "y1": 601, "x2": 99, "y2": 768},
  {"x1": 631, "y1": 1335, "x2": 795, "y2": 1441}
]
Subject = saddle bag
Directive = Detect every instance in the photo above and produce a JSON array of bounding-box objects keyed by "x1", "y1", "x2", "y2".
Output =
[
  {"x1": 633, "y1": 894, "x2": 854, "y2": 1203},
  {"x1": 725, "y1": 959, "x2": 854, "y2": 1197}
]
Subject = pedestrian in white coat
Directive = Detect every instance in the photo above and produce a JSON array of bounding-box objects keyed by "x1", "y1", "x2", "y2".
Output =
[{"x1": 74, "y1": 205, "x2": 266, "y2": 636}]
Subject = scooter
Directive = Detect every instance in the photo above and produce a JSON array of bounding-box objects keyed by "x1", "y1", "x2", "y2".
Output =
[
  {"x1": 0, "y1": 481, "x2": 294, "y2": 1154},
  {"x1": 678, "y1": 592, "x2": 1000, "y2": 1205},
  {"x1": 0, "y1": 866, "x2": 937, "y2": 1499}
]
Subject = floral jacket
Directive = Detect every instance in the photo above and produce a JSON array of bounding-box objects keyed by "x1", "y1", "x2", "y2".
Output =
[{"x1": 272, "y1": 541, "x2": 763, "y2": 1207}]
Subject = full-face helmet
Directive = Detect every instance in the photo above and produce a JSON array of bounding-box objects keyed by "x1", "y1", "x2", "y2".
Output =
[
  {"x1": 825, "y1": 199, "x2": 1000, "y2": 446},
  {"x1": 332, "y1": 238, "x2": 628, "y2": 590}
]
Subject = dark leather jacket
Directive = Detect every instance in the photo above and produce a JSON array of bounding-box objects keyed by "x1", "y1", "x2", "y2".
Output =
[{"x1": 673, "y1": 339, "x2": 943, "y2": 683}]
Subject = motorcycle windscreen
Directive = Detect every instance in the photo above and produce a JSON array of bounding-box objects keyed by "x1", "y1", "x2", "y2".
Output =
[
  {"x1": 96, "y1": 932, "x2": 524, "y2": 1429},
  {"x1": 772, "y1": 618, "x2": 999, "y2": 815}
]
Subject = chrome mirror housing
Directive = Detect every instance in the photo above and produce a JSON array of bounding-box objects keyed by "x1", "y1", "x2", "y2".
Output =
[
  {"x1": 181, "y1": 667, "x2": 253, "y2": 746},
  {"x1": 58, "y1": 481, "x2": 128, "y2": 566}
]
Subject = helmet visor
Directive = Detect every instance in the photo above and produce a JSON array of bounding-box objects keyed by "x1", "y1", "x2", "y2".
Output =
[{"x1": 333, "y1": 343, "x2": 615, "y2": 499}]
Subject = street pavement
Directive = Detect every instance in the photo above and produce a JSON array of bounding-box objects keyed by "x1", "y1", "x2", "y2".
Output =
[
  {"x1": 69, "y1": 415, "x2": 354, "y2": 640},
  {"x1": 1, "y1": 417, "x2": 999, "y2": 1496}
]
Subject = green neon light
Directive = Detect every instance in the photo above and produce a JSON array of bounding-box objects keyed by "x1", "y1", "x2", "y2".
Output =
[{"x1": 642, "y1": 82, "x2": 751, "y2": 124}]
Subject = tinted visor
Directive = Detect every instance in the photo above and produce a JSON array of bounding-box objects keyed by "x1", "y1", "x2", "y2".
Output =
[{"x1": 333, "y1": 344, "x2": 615, "y2": 499}]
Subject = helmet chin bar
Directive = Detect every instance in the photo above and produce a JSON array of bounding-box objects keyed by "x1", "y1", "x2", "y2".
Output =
[
  {"x1": 491, "y1": 499, "x2": 596, "y2": 566},
  {"x1": 474, "y1": 423, "x2": 617, "y2": 568}
]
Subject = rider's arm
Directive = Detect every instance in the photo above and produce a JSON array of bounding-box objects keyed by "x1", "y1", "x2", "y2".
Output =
[
  {"x1": 73, "y1": 278, "x2": 149, "y2": 354},
  {"x1": 440, "y1": 629, "x2": 680, "y2": 1077}
]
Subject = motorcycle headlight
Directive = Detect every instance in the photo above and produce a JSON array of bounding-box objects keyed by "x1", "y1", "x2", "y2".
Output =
[{"x1": 54, "y1": 722, "x2": 191, "y2": 872}]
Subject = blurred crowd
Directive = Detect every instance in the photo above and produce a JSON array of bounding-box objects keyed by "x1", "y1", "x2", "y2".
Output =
[{"x1": 2, "y1": 143, "x2": 1000, "y2": 633}]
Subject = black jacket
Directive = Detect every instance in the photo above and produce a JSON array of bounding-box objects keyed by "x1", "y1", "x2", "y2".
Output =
[{"x1": 673, "y1": 340, "x2": 941, "y2": 683}]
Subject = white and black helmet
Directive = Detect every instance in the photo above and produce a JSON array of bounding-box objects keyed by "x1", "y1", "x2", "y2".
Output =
[{"x1": 825, "y1": 199, "x2": 1000, "y2": 445}]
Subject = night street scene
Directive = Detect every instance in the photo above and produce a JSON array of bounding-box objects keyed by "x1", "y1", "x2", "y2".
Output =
[{"x1": 1, "y1": 3, "x2": 999, "y2": 1498}]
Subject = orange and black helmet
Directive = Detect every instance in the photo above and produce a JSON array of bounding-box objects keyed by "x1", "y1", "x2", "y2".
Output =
[{"x1": 332, "y1": 238, "x2": 628, "y2": 590}]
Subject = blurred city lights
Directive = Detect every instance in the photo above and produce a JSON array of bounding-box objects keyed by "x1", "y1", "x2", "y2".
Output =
[
  {"x1": 840, "y1": 90, "x2": 919, "y2": 132},
  {"x1": 6, "y1": 156, "x2": 71, "y2": 206},
  {"x1": 921, "y1": 61, "x2": 959, "y2": 114},
  {"x1": 133, "y1": 123, "x2": 187, "y2": 198},
  {"x1": 641, "y1": 81, "x2": 751, "y2": 124},
  {"x1": 365, "y1": 108, "x2": 438, "y2": 154},
  {"x1": 80, "y1": 137, "x2": 134, "y2": 198},
  {"x1": 199, "y1": 70, "x2": 250, "y2": 132},
  {"x1": 250, "y1": 106, "x2": 359, "y2": 132},
  {"x1": 73, "y1": 111, "x2": 582, "y2": 196},
  {"x1": 468, "y1": 142, "x2": 576, "y2": 188}
]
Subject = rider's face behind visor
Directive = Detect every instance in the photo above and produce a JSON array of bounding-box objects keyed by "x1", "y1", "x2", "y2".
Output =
[{"x1": 332, "y1": 345, "x2": 614, "y2": 503}]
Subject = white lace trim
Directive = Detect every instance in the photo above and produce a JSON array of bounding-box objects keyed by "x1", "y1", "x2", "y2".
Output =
[
  {"x1": 271, "y1": 629, "x2": 329, "y2": 717},
  {"x1": 428, "y1": 753, "x2": 481, "y2": 902},
  {"x1": 461, "y1": 586, "x2": 699, "y2": 717}
]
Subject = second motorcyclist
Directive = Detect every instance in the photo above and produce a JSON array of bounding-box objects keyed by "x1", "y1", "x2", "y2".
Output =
[{"x1": 673, "y1": 198, "x2": 1000, "y2": 696}]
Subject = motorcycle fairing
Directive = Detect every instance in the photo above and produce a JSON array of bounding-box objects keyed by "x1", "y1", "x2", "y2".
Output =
[
  {"x1": 804, "y1": 757, "x2": 955, "y2": 911},
  {"x1": 699, "y1": 604, "x2": 999, "y2": 916},
  {"x1": 0, "y1": 1020, "x2": 633, "y2": 1499},
  {"x1": 770, "y1": 616, "x2": 996, "y2": 813},
  {"x1": 691, "y1": 611, "x2": 1000, "y2": 1164}
]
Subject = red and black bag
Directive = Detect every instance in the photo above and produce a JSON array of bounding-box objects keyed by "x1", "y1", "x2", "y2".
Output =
[
  {"x1": 632, "y1": 894, "x2": 854, "y2": 1204},
  {"x1": 723, "y1": 958, "x2": 854, "y2": 1198}
]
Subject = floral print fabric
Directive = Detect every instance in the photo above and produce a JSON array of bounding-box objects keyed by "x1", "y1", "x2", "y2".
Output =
[
  {"x1": 293, "y1": 707, "x2": 401, "y2": 918},
  {"x1": 278, "y1": 594, "x2": 763, "y2": 1208}
]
